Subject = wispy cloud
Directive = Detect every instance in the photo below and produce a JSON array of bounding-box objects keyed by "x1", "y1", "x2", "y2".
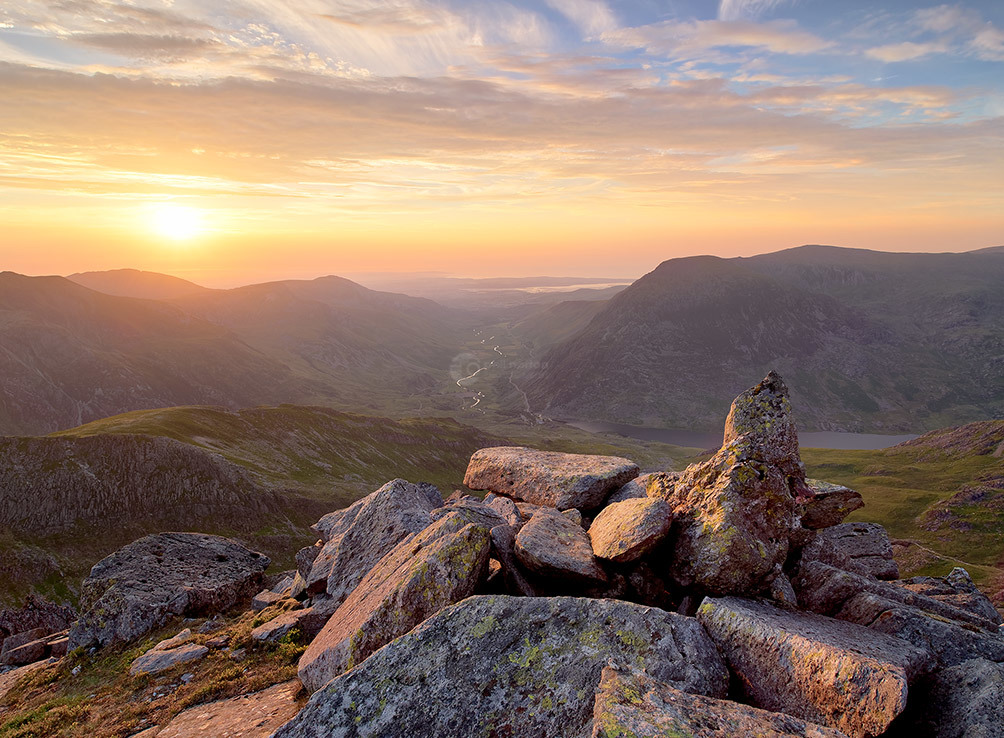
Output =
[
  {"x1": 866, "y1": 40, "x2": 948, "y2": 63},
  {"x1": 605, "y1": 18, "x2": 831, "y2": 58},
  {"x1": 544, "y1": 0, "x2": 617, "y2": 38},
  {"x1": 718, "y1": 0, "x2": 797, "y2": 22}
]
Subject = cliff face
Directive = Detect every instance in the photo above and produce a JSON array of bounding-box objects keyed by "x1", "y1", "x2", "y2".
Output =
[{"x1": 0, "y1": 435, "x2": 279, "y2": 536}]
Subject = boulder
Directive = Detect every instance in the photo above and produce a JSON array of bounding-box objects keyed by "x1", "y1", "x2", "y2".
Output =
[
  {"x1": 304, "y1": 479, "x2": 443, "y2": 602},
  {"x1": 297, "y1": 512, "x2": 492, "y2": 693},
  {"x1": 489, "y1": 524, "x2": 537, "y2": 597},
  {"x1": 607, "y1": 472, "x2": 679, "y2": 505},
  {"x1": 0, "y1": 596, "x2": 75, "y2": 644},
  {"x1": 800, "y1": 480, "x2": 864, "y2": 529},
  {"x1": 152, "y1": 680, "x2": 301, "y2": 738},
  {"x1": 591, "y1": 666, "x2": 849, "y2": 738},
  {"x1": 69, "y1": 533, "x2": 269, "y2": 650},
  {"x1": 252, "y1": 590, "x2": 286, "y2": 613},
  {"x1": 152, "y1": 628, "x2": 193, "y2": 651},
  {"x1": 795, "y1": 562, "x2": 1002, "y2": 633},
  {"x1": 836, "y1": 591, "x2": 1004, "y2": 668},
  {"x1": 482, "y1": 493, "x2": 523, "y2": 526},
  {"x1": 429, "y1": 497, "x2": 506, "y2": 529},
  {"x1": 514, "y1": 508, "x2": 607, "y2": 585},
  {"x1": 130, "y1": 642, "x2": 209, "y2": 676},
  {"x1": 295, "y1": 544, "x2": 321, "y2": 579},
  {"x1": 697, "y1": 596, "x2": 930, "y2": 738},
  {"x1": 799, "y1": 523, "x2": 899, "y2": 580},
  {"x1": 463, "y1": 447, "x2": 639, "y2": 511},
  {"x1": 1, "y1": 628, "x2": 47, "y2": 662},
  {"x1": 562, "y1": 508, "x2": 584, "y2": 527},
  {"x1": 662, "y1": 373, "x2": 802, "y2": 594},
  {"x1": 46, "y1": 633, "x2": 69, "y2": 659},
  {"x1": 0, "y1": 637, "x2": 47, "y2": 667},
  {"x1": 252, "y1": 610, "x2": 306, "y2": 643},
  {"x1": 908, "y1": 658, "x2": 1004, "y2": 738},
  {"x1": 274, "y1": 595, "x2": 729, "y2": 738},
  {"x1": 589, "y1": 498, "x2": 672, "y2": 563},
  {"x1": 898, "y1": 567, "x2": 1002, "y2": 626}
]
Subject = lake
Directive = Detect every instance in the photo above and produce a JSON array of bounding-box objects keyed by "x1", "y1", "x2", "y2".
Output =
[{"x1": 565, "y1": 420, "x2": 918, "y2": 451}]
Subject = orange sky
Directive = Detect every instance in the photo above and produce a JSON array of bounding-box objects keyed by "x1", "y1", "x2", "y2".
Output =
[{"x1": 2, "y1": 0, "x2": 1003, "y2": 285}]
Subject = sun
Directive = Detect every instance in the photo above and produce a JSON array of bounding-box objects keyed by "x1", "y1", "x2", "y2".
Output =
[{"x1": 150, "y1": 203, "x2": 204, "y2": 241}]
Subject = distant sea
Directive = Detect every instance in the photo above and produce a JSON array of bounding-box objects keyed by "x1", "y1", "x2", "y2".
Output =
[{"x1": 565, "y1": 420, "x2": 918, "y2": 451}]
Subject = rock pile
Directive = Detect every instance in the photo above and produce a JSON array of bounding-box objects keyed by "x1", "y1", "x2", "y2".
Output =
[{"x1": 23, "y1": 372, "x2": 1002, "y2": 737}]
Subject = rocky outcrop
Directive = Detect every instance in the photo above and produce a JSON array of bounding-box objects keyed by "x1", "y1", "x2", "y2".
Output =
[
  {"x1": 800, "y1": 480, "x2": 864, "y2": 529},
  {"x1": 588, "y1": 498, "x2": 672, "y2": 563},
  {"x1": 69, "y1": 533, "x2": 269, "y2": 649},
  {"x1": 800, "y1": 523, "x2": 899, "y2": 580},
  {"x1": 662, "y1": 372, "x2": 804, "y2": 594},
  {"x1": 591, "y1": 666, "x2": 849, "y2": 738},
  {"x1": 463, "y1": 447, "x2": 639, "y2": 511},
  {"x1": 697, "y1": 596, "x2": 931, "y2": 738},
  {"x1": 0, "y1": 596, "x2": 75, "y2": 645},
  {"x1": 297, "y1": 512, "x2": 492, "y2": 692},
  {"x1": 514, "y1": 508, "x2": 607, "y2": 585},
  {"x1": 898, "y1": 567, "x2": 1003, "y2": 626},
  {"x1": 304, "y1": 479, "x2": 443, "y2": 604},
  {"x1": 908, "y1": 658, "x2": 1004, "y2": 738},
  {"x1": 275, "y1": 595, "x2": 728, "y2": 738}
]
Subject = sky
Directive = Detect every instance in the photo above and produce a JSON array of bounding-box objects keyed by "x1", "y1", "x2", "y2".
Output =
[{"x1": 2, "y1": 0, "x2": 1003, "y2": 285}]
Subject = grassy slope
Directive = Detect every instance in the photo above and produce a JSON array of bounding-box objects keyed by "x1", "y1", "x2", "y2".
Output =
[
  {"x1": 802, "y1": 420, "x2": 1004, "y2": 598},
  {"x1": 2, "y1": 406, "x2": 503, "y2": 607}
]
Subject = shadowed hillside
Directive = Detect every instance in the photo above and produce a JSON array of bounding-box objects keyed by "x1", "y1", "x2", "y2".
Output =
[{"x1": 525, "y1": 246, "x2": 1004, "y2": 432}]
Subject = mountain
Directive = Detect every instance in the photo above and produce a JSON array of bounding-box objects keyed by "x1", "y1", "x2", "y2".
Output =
[
  {"x1": 67, "y1": 268, "x2": 209, "y2": 300},
  {"x1": 0, "y1": 272, "x2": 301, "y2": 435},
  {"x1": 0, "y1": 405, "x2": 501, "y2": 605},
  {"x1": 524, "y1": 246, "x2": 1004, "y2": 432},
  {"x1": 0, "y1": 272, "x2": 468, "y2": 435}
]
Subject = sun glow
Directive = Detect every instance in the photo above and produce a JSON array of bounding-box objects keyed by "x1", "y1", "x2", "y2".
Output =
[{"x1": 150, "y1": 204, "x2": 204, "y2": 241}]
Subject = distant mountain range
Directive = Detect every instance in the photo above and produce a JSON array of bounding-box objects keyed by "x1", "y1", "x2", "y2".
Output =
[
  {"x1": 524, "y1": 245, "x2": 1004, "y2": 432},
  {"x1": 1, "y1": 244, "x2": 1001, "y2": 436},
  {"x1": 0, "y1": 270, "x2": 467, "y2": 435}
]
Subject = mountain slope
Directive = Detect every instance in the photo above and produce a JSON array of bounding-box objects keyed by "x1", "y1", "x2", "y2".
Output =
[
  {"x1": 525, "y1": 247, "x2": 1004, "y2": 432},
  {"x1": 1, "y1": 405, "x2": 502, "y2": 605},
  {"x1": 67, "y1": 269, "x2": 209, "y2": 300},
  {"x1": 0, "y1": 273, "x2": 302, "y2": 435},
  {"x1": 0, "y1": 272, "x2": 469, "y2": 435}
]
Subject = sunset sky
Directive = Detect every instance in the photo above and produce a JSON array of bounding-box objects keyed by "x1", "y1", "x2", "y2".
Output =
[{"x1": 2, "y1": 0, "x2": 1003, "y2": 285}]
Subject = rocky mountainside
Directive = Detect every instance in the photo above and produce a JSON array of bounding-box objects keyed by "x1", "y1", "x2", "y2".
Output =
[
  {"x1": 0, "y1": 405, "x2": 501, "y2": 607},
  {"x1": 2, "y1": 373, "x2": 1001, "y2": 737},
  {"x1": 524, "y1": 245, "x2": 1004, "y2": 432}
]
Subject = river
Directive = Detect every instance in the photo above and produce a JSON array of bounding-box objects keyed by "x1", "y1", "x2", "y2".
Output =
[{"x1": 564, "y1": 420, "x2": 918, "y2": 450}]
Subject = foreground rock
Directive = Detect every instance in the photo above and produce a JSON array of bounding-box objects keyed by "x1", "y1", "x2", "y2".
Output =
[
  {"x1": 588, "y1": 498, "x2": 672, "y2": 563},
  {"x1": 697, "y1": 597, "x2": 930, "y2": 738},
  {"x1": 800, "y1": 522, "x2": 899, "y2": 580},
  {"x1": 69, "y1": 533, "x2": 269, "y2": 650},
  {"x1": 664, "y1": 372, "x2": 803, "y2": 594},
  {"x1": 796, "y1": 562, "x2": 1004, "y2": 667},
  {"x1": 800, "y1": 480, "x2": 864, "y2": 529},
  {"x1": 898, "y1": 567, "x2": 1003, "y2": 626},
  {"x1": 146, "y1": 681, "x2": 301, "y2": 737},
  {"x1": 464, "y1": 447, "x2": 639, "y2": 511},
  {"x1": 909, "y1": 658, "x2": 1004, "y2": 737},
  {"x1": 514, "y1": 508, "x2": 606, "y2": 585},
  {"x1": 275, "y1": 595, "x2": 728, "y2": 738},
  {"x1": 297, "y1": 512, "x2": 492, "y2": 693},
  {"x1": 304, "y1": 479, "x2": 443, "y2": 604},
  {"x1": 591, "y1": 666, "x2": 849, "y2": 738}
]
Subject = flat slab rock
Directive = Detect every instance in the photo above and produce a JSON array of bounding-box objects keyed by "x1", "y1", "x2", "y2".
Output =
[
  {"x1": 298, "y1": 511, "x2": 492, "y2": 693},
  {"x1": 274, "y1": 595, "x2": 729, "y2": 738},
  {"x1": 130, "y1": 642, "x2": 209, "y2": 676},
  {"x1": 69, "y1": 533, "x2": 269, "y2": 650},
  {"x1": 515, "y1": 508, "x2": 606, "y2": 584},
  {"x1": 304, "y1": 479, "x2": 443, "y2": 604},
  {"x1": 591, "y1": 666, "x2": 849, "y2": 738},
  {"x1": 463, "y1": 446, "x2": 639, "y2": 511},
  {"x1": 800, "y1": 522, "x2": 899, "y2": 581},
  {"x1": 589, "y1": 497, "x2": 672, "y2": 563},
  {"x1": 697, "y1": 596, "x2": 931, "y2": 738},
  {"x1": 145, "y1": 680, "x2": 302, "y2": 737},
  {"x1": 800, "y1": 480, "x2": 864, "y2": 529}
]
